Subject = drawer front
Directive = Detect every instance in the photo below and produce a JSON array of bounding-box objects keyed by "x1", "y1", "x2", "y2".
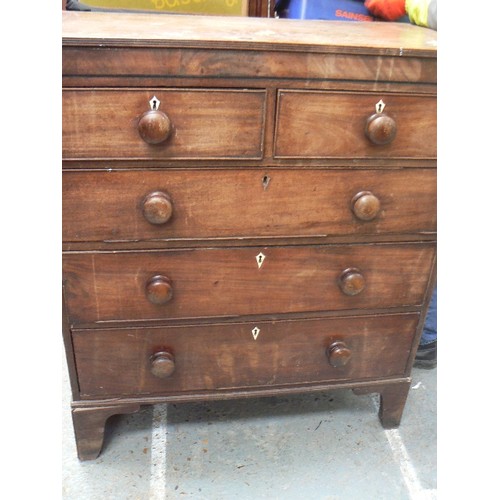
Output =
[
  {"x1": 63, "y1": 243, "x2": 435, "y2": 324},
  {"x1": 62, "y1": 89, "x2": 265, "y2": 160},
  {"x1": 63, "y1": 168, "x2": 436, "y2": 243},
  {"x1": 275, "y1": 91, "x2": 436, "y2": 159},
  {"x1": 73, "y1": 313, "x2": 419, "y2": 398}
]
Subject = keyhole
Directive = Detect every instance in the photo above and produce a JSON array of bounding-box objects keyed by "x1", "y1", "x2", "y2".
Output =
[
  {"x1": 262, "y1": 175, "x2": 270, "y2": 190},
  {"x1": 256, "y1": 252, "x2": 266, "y2": 268},
  {"x1": 150, "y1": 96, "x2": 160, "y2": 111}
]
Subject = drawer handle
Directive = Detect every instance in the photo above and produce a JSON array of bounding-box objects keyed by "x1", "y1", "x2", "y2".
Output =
[
  {"x1": 351, "y1": 191, "x2": 381, "y2": 221},
  {"x1": 326, "y1": 341, "x2": 352, "y2": 368},
  {"x1": 365, "y1": 111, "x2": 397, "y2": 146},
  {"x1": 338, "y1": 268, "x2": 366, "y2": 296},
  {"x1": 146, "y1": 275, "x2": 173, "y2": 305},
  {"x1": 138, "y1": 110, "x2": 172, "y2": 145},
  {"x1": 150, "y1": 350, "x2": 176, "y2": 378},
  {"x1": 142, "y1": 191, "x2": 174, "y2": 225}
]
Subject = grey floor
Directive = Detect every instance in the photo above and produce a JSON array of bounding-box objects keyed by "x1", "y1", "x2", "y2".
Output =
[{"x1": 62, "y1": 350, "x2": 436, "y2": 500}]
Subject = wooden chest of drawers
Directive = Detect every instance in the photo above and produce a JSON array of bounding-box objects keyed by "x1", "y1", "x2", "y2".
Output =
[{"x1": 62, "y1": 11, "x2": 437, "y2": 460}]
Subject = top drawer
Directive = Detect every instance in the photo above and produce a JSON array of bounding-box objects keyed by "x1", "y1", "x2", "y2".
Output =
[
  {"x1": 62, "y1": 89, "x2": 266, "y2": 160},
  {"x1": 275, "y1": 91, "x2": 436, "y2": 159}
]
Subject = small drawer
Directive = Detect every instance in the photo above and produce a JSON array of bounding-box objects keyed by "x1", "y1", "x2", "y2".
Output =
[
  {"x1": 62, "y1": 89, "x2": 266, "y2": 160},
  {"x1": 73, "y1": 313, "x2": 419, "y2": 398},
  {"x1": 274, "y1": 91, "x2": 436, "y2": 159},
  {"x1": 62, "y1": 168, "x2": 436, "y2": 243},
  {"x1": 62, "y1": 243, "x2": 435, "y2": 325}
]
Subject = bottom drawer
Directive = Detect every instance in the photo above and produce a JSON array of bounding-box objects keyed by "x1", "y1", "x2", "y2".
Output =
[{"x1": 73, "y1": 313, "x2": 419, "y2": 399}]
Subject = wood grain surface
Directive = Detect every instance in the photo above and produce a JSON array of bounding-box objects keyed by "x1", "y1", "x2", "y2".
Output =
[
  {"x1": 73, "y1": 313, "x2": 419, "y2": 397},
  {"x1": 62, "y1": 11, "x2": 437, "y2": 57},
  {"x1": 63, "y1": 168, "x2": 436, "y2": 242},
  {"x1": 275, "y1": 91, "x2": 436, "y2": 158},
  {"x1": 63, "y1": 89, "x2": 265, "y2": 160},
  {"x1": 63, "y1": 243, "x2": 435, "y2": 324}
]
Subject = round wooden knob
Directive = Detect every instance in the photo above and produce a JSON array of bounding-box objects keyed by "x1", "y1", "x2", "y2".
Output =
[
  {"x1": 351, "y1": 191, "x2": 381, "y2": 221},
  {"x1": 137, "y1": 110, "x2": 172, "y2": 145},
  {"x1": 146, "y1": 275, "x2": 173, "y2": 305},
  {"x1": 326, "y1": 341, "x2": 352, "y2": 368},
  {"x1": 150, "y1": 351, "x2": 175, "y2": 378},
  {"x1": 365, "y1": 113, "x2": 397, "y2": 145},
  {"x1": 142, "y1": 191, "x2": 173, "y2": 225},
  {"x1": 338, "y1": 268, "x2": 366, "y2": 296}
]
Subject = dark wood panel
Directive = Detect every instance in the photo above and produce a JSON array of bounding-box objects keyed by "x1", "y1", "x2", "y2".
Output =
[
  {"x1": 248, "y1": 0, "x2": 274, "y2": 17},
  {"x1": 63, "y1": 168, "x2": 436, "y2": 243},
  {"x1": 63, "y1": 46, "x2": 436, "y2": 84},
  {"x1": 62, "y1": 89, "x2": 265, "y2": 159},
  {"x1": 73, "y1": 313, "x2": 419, "y2": 398},
  {"x1": 63, "y1": 243, "x2": 435, "y2": 324},
  {"x1": 275, "y1": 91, "x2": 436, "y2": 159}
]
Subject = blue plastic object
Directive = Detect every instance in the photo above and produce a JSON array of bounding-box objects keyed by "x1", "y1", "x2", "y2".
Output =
[{"x1": 277, "y1": 0, "x2": 375, "y2": 22}]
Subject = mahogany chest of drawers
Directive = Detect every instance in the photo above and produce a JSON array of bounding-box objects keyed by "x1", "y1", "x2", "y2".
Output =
[{"x1": 62, "y1": 11, "x2": 437, "y2": 460}]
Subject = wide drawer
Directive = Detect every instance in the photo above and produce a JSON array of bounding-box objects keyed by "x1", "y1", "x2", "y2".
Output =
[
  {"x1": 62, "y1": 168, "x2": 436, "y2": 242},
  {"x1": 73, "y1": 313, "x2": 419, "y2": 398},
  {"x1": 62, "y1": 89, "x2": 266, "y2": 160},
  {"x1": 63, "y1": 243, "x2": 435, "y2": 325},
  {"x1": 274, "y1": 91, "x2": 436, "y2": 159}
]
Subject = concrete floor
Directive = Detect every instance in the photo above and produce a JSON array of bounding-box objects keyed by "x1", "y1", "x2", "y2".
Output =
[{"x1": 62, "y1": 350, "x2": 436, "y2": 500}]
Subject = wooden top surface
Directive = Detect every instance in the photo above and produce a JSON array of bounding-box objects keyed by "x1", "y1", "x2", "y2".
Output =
[{"x1": 62, "y1": 11, "x2": 437, "y2": 57}]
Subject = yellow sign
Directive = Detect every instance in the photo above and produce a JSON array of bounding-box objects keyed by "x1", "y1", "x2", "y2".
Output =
[{"x1": 82, "y1": 0, "x2": 249, "y2": 16}]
